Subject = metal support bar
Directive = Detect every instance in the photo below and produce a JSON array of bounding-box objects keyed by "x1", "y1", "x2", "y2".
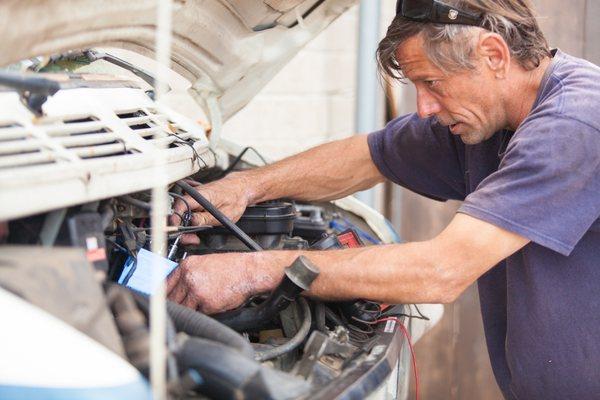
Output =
[{"x1": 355, "y1": 0, "x2": 381, "y2": 208}]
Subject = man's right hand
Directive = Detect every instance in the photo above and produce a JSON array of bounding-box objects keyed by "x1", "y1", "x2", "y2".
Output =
[{"x1": 172, "y1": 173, "x2": 254, "y2": 227}]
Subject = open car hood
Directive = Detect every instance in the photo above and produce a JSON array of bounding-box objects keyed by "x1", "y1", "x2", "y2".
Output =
[
  {"x1": 0, "y1": 0, "x2": 356, "y2": 220},
  {"x1": 0, "y1": 0, "x2": 356, "y2": 122}
]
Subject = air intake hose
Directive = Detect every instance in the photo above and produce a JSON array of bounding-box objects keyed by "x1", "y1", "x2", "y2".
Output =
[
  {"x1": 176, "y1": 337, "x2": 310, "y2": 400},
  {"x1": 213, "y1": 256, "x2": 319, "y2": 331}
]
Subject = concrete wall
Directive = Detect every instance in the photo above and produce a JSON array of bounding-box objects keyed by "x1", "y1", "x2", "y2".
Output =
[{"x1": 222, "y1": 4, "x2": 360, "y2": 159}]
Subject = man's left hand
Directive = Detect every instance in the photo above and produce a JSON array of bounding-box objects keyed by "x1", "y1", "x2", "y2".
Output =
[{"x1": 166, "y1": 252, "x2": 284, "y2": 314}]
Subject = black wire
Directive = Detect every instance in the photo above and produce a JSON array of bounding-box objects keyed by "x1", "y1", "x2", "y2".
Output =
[
  {"x1": 168, "y1": 132, "x2": 208, "y2": 170},
  {"x1": 412, "y1": 304, "x2": 430, "y2": 321},
  {"x1": 176, "y1": 180, "x2": 262, "y2": 251},
  {"x1": 172, "y1": 211, "x2": 186, "y2": 225},
  {"x1": 105, "y1": 237, "x2": 129, "y2": 254},
  {"x1": 218, "y1": 146, "x2": 268, "y2": 178},
  {"x1": 169, "y1": 192, "x2": 191, "y2": 215}
]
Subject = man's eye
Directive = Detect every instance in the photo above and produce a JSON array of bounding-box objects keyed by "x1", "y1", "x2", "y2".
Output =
[{"x1": 425, "y1": 80, "x2": 439, "y2": 88}]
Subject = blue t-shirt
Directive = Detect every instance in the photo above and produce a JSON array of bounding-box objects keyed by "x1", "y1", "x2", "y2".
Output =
[{"x1": 368, "y1": 50, "x2": 600, "y2": 400}]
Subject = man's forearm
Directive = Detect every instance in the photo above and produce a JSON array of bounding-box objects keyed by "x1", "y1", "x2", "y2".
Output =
[
  {"x1": 234, "y1": 135, "x2": 384, "y2": 205},
  {"x1": 247, "y1": 213, "x2": 529, "y2": 305},
  {"x1": 250, "y1": 241, "x2": 455, "y2": 305}
]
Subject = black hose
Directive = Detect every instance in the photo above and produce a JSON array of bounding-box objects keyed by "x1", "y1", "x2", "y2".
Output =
[
  {"x1": 212, "y1": 287, "x2": 297, "y2": 332},
  {"x1": 166, "y1": 300, "x2": 254, "y2": 359},
  {"x1": 126, "y1": 289, "x2": 180, "y2": 381},
  {"x1": 315, "y1": 302, "x2": 327, "y2": 332},
  {"x1": 213, "y1": 256, "x2": 319, "y2": 332},
  {"x1": 105, "y1": 285, "x2": 151, "y2": 376},
  {"x1": 176, "y1": 180, "x2": 262, "y2": 251},
  {"x1": 325, "y1": 306, "x2": 345, "y2": 327},
  {"x1": 129, "y1": 290, "x2": 253, "y2": 358},
  {"x1": 254, "y1": 298, "x2": 312, "y2": 362},
  {"x1": 176, "y1": 337, "x2": 310, "y2": 400}
]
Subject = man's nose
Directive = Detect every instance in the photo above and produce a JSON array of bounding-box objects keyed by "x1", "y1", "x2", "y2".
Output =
[{"x1": 416, "y1": 89, "x2": 442, "y2": 119}]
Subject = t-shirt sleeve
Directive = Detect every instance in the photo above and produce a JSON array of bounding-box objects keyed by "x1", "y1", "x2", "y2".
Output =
[
  {"x1": 459, "y1": 117, "x2": 600, "y2": 256},
  {"x1": 368, "y1": 113, "x2": 466, "y2": 201}
]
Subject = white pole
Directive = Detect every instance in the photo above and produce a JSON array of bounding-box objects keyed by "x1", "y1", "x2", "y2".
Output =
[
  {"x1": 150, "y1": 0, "x2": 172, "y2": 398},
  {"x1": 355, "y1": 0, "x2": 381, "y2": 209}
]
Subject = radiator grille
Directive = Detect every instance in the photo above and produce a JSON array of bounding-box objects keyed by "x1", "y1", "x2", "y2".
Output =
[{"x1": 0, "y1": 106, "x2": 201, "y2": 170}]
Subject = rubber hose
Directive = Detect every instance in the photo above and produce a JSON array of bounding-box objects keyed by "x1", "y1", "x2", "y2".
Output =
[
  {"x1": 105, "y1": 285, "x2": 151, "y2": 375},
  {"x1": 213, "y1": 289, "x2": 296, "y2": 332},
  {"x1": 175, "y1": 180, "x2": 263, "y2": 251},
  {"x1": 176, "y1": 337, "x2": 276, "y2": 400},
  {"x1": 254, "y1": 297, "x2": 312, "y2": 362},
  {"x1": 126, "y1": 289, "x2": 180, "y2": 381},
  {"x1": 315, "y1": 302, "x2": 327, "y2": 332},
  {"x1": 166, "y1": 300, "x2": 254, "y2": 359},
  {"x1": 129, "y1": 290, "x2": 253, "y2": 359}
]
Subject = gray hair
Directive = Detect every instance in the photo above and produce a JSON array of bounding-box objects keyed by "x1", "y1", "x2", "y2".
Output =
[{"x1": 377, "y1": 0, "x2": 551, "y2": 80}]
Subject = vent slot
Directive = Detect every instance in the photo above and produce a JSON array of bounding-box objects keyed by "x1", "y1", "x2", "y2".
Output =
[
  {"x1": 0, "y1": 152, "x2": 56, "y2": 169},
  {"x1": 0, "y1": 122, "x2": 27, "y2": 142},
  {"x1": 75, "y1": 141, "x2": 133, "y2": 159},
  {"x1": 63, "y1": 116, "x2": 98, "y2": 124}
]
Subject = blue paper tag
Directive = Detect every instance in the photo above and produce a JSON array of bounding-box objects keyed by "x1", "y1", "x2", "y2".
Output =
[{"x1": 118, "y1": 248, "x2": 178, "y2": 296}]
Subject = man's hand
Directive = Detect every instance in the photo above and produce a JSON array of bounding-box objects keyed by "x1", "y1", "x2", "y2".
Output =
[
  {"x1": 166, "y1": 252, "x2": 286, "y2": 314},
  {"x1": 172, "y1": 173, "x2": 254, "y2": 227}
]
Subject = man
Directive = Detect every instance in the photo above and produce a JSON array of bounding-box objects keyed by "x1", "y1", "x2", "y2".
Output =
[{"x1": 167, "y1": 0, "x2": 600, "y2": 398}]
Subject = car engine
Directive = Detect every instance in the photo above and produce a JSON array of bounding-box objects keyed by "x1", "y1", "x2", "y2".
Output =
[{"x1": 3, "y1": 165, "x2": 413, "y2": 399}]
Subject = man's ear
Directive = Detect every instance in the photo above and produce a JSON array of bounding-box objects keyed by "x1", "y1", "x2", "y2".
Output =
[{"x1": 477, "y1": 32, "x2": 511, "y2": 79}]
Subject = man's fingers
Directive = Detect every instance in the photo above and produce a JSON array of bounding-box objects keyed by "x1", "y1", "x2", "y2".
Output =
[
  {"x1": 169, "y1": 213, "x2": 182, "y2": 226},
  {"x1": 183, "y1": 179, "x2": 201, "y2": 187},
  {"x1": 173, "y1": 195, "x2": 201, "y2": 218},
  {"x1": 166, "y1": 268, "x2": 182, "y2": 295},
  {"x1": 168, "y1": 284, "x2": 188, "y2": 304},
  {"x1": 180, "y1": 233, "x2": 201, "y2": 246},
  {"x1": 190, "y1": 211, "x2": 222, "y2": 227},
  {"x1": 182, "y1": 293, "x2": 199, "y2": 310}
]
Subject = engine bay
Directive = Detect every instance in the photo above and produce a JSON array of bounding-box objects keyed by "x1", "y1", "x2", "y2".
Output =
[{"x1": 1, "y1": 155, "x2": 422, "y2": 399}]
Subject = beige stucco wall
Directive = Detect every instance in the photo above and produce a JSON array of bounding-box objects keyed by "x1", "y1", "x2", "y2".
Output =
[{"x1": 221, "y1": 4, "x2": 360, "y2": 159}]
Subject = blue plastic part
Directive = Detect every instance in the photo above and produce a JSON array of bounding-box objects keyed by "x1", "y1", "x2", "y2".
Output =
[
  {"x1": 0, "y1": 379, "x2": 152, "y2": 400},
  {"x1": 118, "y1": 249, "x2": 178, "y2": 295}
]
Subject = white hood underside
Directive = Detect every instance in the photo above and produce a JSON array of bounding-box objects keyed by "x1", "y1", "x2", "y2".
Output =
[{"x1": 0, "y1": 0, "x2": 356, "y2": 120}]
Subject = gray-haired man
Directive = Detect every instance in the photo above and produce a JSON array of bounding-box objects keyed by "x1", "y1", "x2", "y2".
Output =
[{"x1": 168, "y1": 1, "x2": 600, "y2": 398}]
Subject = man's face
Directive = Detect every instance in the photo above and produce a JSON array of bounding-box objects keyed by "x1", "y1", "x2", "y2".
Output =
[{"x1": 396, "y1": 35, "x2": 506, "y2": 144}]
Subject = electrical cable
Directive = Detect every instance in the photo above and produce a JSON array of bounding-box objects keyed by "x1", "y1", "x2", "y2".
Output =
[
  {"x1": 254, "y1": 298, "x2": 312, "y2": 362},
  {"x1": 168, "y1": 192, "x2": 191, "y2": 216},
  {"x1": 382, "y1": 304, "x2": 430, "y2": 321},
  {"x1": 172, "y1": 211, "x2": 186, "y2": 225},
  {"x1": 376, "y1": 317, "x2": 419, "y2": 400},
  {"x1": 105, "y1": 237, "x2": 129, "y2": 254},
  {"x1": 175, "y1": 180, "x2": 263, "y2": 251},
  {"x1": 168, "y1": 132, "x2": 208, "y2": 170},
  {"x1": 218, "y1": 146, "x2": 268, "y2": 179},
  {"x1": 412, "y1": 304, "x2": 430, "y2": 321}
]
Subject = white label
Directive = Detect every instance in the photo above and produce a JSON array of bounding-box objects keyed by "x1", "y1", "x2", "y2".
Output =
[
  {"x1": 85, "y1": 236, "x2": 98, "y2": 250},
  {"x1": 384, "y1": 319, "x2": 396, "y2": 333}
]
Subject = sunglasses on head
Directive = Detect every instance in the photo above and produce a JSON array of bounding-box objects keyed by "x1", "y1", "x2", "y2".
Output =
[{"x1": 396, "y1": 0, "x2": 483, "y2": 26}]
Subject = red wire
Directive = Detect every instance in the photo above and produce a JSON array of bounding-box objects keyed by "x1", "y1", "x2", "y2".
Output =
[{"x1": 376, "y1": 317, "x2": 419, "y2": 400}]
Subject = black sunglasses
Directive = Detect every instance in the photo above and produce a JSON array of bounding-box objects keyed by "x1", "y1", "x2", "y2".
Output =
[{"x1": 396, "y1": 0, "x2": 483, "y2": 26}]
